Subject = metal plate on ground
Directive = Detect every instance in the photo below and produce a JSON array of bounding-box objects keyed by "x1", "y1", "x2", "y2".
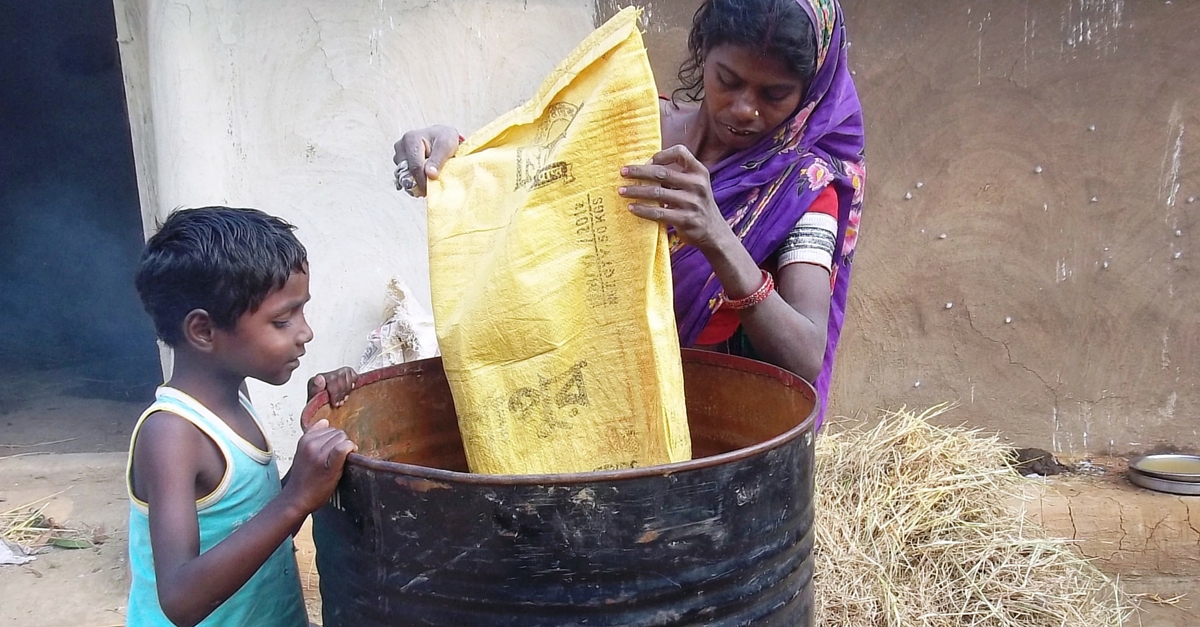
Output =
[
  {"x1": 1128, "y1": 468, "x2": 1200, "y2": 496},
  {"x1": 1129, "y1": 454, "x2": 1200, "y2": 483}
]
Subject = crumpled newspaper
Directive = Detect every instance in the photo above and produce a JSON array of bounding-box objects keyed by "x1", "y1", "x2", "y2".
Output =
[
  {"x1": 358, "y1": 276, "x2": 440, "y2": 372},
  {"x1": 0, "y1": 539, "x2": 35, "y2": 566}
]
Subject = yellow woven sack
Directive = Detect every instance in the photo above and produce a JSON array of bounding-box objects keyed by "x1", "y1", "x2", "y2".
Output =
[{"x1": 425, "y1": 8, "x2": 691, "y2": 475}]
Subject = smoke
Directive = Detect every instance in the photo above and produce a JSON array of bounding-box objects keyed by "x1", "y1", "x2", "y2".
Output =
[{"x1": 0, "y1": 0, "x2": 159, "y2": 400}]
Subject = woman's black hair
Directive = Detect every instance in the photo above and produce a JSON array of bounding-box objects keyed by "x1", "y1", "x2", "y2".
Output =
[
  {"x1": 135, "y1": 206, "x2": 308, "y2": 347},
  {"x1": 675, "y1": 0, "x2": 818, "y2": 102}
]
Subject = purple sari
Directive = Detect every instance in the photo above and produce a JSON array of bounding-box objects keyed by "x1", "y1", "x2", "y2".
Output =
[{"x1": 670, "y1": 0, "x2": 866, "y2": 429}]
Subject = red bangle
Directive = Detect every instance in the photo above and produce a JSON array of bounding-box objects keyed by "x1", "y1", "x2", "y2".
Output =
[{"x1": 720, "y1": 270, "x2": 774, "y2": 310}]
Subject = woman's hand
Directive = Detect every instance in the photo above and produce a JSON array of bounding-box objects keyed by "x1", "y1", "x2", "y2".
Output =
[
  {"x1": 619, "y1": 144, "x2": 733, "y2": 252},
  {"x1": 621, "y1": 146, "x2": 829, "y2": 382},
  {"x1": 393, "y1": 125, "x2": 461, "y2": 197}
]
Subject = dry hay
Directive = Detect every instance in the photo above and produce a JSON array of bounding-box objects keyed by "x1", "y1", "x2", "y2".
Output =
[
  {"x1": 814, "y1": 404, "x2": 1129, "y2": 627},
  {"x1": 1, "y1": 492, "x2": 101, "y2": 552}
]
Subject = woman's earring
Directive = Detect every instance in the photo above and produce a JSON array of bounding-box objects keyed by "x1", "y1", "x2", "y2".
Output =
[{"x1": 754, "y1": 109, "x2": 760, "y2": 117}]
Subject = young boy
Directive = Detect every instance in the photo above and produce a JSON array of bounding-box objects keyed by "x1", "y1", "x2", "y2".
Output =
[{"x1": 128, "y1": 206, "x2": 358, "y2": 627}]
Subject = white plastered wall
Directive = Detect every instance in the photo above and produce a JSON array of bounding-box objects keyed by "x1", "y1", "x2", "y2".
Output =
[{"x1": 112, "y1": 0, "x2": 598, "y2": 464}]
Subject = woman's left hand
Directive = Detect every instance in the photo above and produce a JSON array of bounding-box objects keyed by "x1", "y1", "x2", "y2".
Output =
[{"x1": 619, "y1": 145, "x2": 731, "y2": 252}]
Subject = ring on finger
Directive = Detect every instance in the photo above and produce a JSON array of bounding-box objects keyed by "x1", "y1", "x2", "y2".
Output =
[{"x1": 394, "y1": 160, "x2": 417, "y2": 196}]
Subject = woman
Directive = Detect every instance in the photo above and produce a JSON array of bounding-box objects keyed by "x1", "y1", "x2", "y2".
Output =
[{"x1": 395, "y1": 0, "x2": 864, "y2": 428}]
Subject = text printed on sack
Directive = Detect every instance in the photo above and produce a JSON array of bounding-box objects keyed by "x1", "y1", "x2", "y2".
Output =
[{"x1": 573, "y1": 193, "x2": 618, "y2": 308}]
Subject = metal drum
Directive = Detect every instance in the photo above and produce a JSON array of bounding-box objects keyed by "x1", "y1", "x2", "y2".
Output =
[{"x1": 304, "y1": 349, "x2": 817, "y2": 626}]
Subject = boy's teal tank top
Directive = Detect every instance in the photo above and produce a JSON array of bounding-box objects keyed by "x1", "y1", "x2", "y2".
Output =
[{"x1": 125, "y1": 387, "x2": 308, "y2": 627}]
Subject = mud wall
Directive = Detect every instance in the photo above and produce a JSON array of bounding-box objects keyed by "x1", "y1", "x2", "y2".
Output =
[
  {"x1": 116, "y1": 0, "x2": 1199, "y2": 458},
  {"x1": 113, "y1": 0, "x2": 597, "y2": 459},
  {"x1": 834, "y1": 0, "x2": 1200, "y2": 456},
  {"x1": 623, "y1": 0, "x2": 1200, "y2": 455}
]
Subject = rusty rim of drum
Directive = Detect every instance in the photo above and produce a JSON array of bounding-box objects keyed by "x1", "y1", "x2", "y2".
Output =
[{"x1": 301, "y1": 350, "x2": 818, "y2": 486}]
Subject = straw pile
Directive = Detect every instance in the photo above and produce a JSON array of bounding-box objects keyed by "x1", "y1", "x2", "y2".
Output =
[
  {"x1": 1, "y1": 492, "x2": 99, "y2": 553},
  {"x1": 814, "y1": 404, "x2": 1128, "y2": 627}
]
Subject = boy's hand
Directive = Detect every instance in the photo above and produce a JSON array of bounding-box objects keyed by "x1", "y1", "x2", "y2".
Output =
[
  {"x1": 283, "y1": 419, "x2": 356, "y2": 514},
  {"x1": 307, "y1": 367, "x2": 358, "y2": 407}
]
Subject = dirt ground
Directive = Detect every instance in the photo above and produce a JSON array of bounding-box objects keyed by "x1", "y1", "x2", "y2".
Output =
[
  {"x1": 0, "y1": 369, "x2": 146, "y2": 456},
  {"x1": 2, "y1": 451, "x2": 1196, "y2": 627},
  {"x1": 0, "y1": 453, "x2": 130, "y2": 627}
]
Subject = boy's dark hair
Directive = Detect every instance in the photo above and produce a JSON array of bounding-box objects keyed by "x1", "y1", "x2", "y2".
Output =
[
  {"x1": 135, "y1": 206, "x2": 308, "y2": 347},
  {"x1": 675, "y1": 0, "x2": 818, "y2": 102}
]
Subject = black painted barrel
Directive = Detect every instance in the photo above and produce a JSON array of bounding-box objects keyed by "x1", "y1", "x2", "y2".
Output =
[{"x1": 303, "y1": 349, "x2": 816, "y2": 627}]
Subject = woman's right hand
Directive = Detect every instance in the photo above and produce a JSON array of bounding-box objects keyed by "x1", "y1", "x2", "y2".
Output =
[{"x1": 393, "y1": 125, "x2": 461, "y2": 197}]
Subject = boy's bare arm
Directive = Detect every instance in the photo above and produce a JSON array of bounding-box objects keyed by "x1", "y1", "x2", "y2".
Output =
[{"x1": 134, "y1": 414, "x2": 354, "y2": 627}]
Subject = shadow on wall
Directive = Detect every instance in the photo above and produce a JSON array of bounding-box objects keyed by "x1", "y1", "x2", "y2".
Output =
[{"x1": 0, "y1": 0, "x2": 159, "y2": 401}]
